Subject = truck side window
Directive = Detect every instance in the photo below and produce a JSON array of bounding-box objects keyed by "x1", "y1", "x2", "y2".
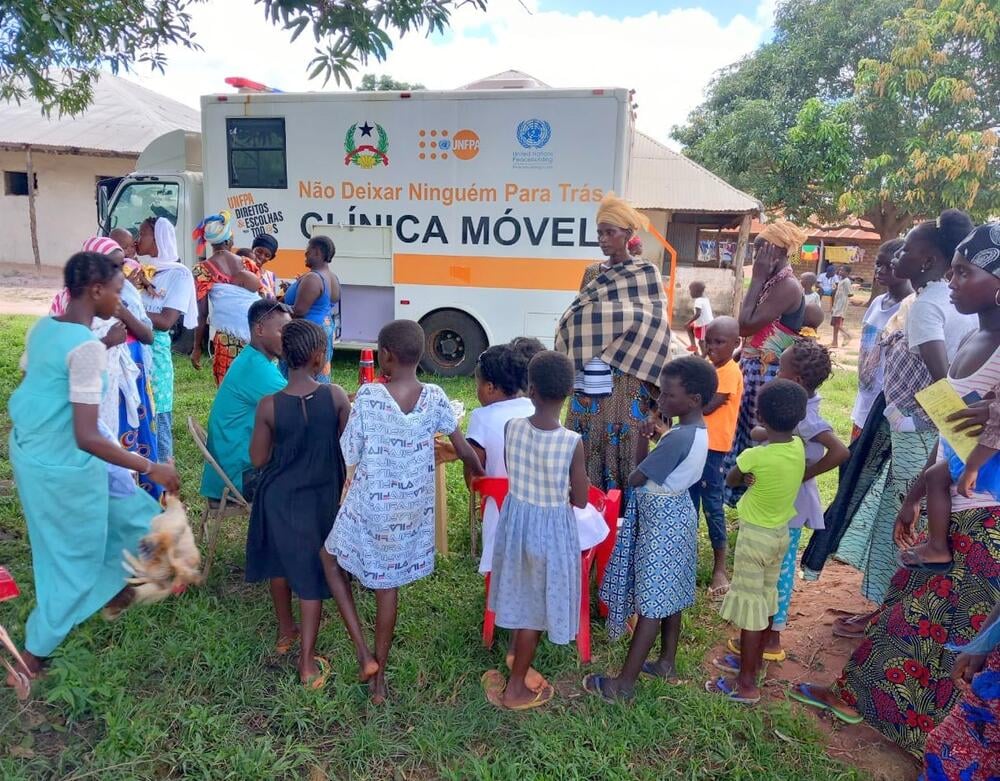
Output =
[{"x1": 227, "y1": 118, "x2": 287, "y2": 189}]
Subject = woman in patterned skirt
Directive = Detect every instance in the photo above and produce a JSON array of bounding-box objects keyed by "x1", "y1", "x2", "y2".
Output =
[
  {"x1": 191, "y1": 210, "x2": 263, "y2": 385},
  {"x1": 556, "y1": 193, "x2": 674, "y2": 501},
  {"x1": 787, "y1": 222, "x2": 1000, "y2": 758},
  {"x1": 721, "y1": 221, "x2": 807, "y2": 507}
]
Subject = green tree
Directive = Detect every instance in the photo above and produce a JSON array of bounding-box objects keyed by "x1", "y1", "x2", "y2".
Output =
[
  {"x1": 1, "y1": 0, "x2": 484, "y2": 114},
  {"x1": 0, "y1": 0, "x2": 202, "y2": 115},
  {"x1": 356, "y1": 73, "x2": 425, "y2": 91},
  {"x1": 671, "y1": 0, "x2": 999, "y2": 239}
]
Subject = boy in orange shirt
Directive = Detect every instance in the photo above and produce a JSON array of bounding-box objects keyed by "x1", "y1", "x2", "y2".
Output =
[{"x1": 688, "y1": 316, "x2": 743, "y2": 598}]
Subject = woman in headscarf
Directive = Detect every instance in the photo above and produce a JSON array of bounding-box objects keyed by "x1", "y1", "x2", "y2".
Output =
[
  {"x1": 6, "y1": 252, "x2": 180, "y2": 688},
  {"x1": 137, "y1": 216, "x2": 198, "y2": 461},
  {"x1": 191, "y1": 210, "x2": 263, "y2": 385},
  {"x1": 283, "y1": 235, "x2": 339, "y2": 382},
  {"x1": 555, "y1": 193, "x2": 674, "y2": 498},
  {"x1": 803, "y1": 211, "x2": 977, "y2": 638},
  {"x1": 51, "y1": 238, "x2": 163, "y2": 501},
  {"x1": 251, "y1": 234, "x2": 280, "y2": 298},
  {"x1": 721, "y1": 221, "x2": 808, "y2": 506},
  {"x1": 788, "y1": 222, "x2": 1000, "y2": 761}
]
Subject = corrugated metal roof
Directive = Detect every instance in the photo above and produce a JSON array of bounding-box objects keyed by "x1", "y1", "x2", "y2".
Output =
[
  {"x1": 628, "y1": 132, "x2": 761, "y2": 214},
  {"x1": 721, "y1": 217, "x2": 882, "y2": 242},
  {"x1": 0, "y1": 73, "x2": 200, "y2": 156}
]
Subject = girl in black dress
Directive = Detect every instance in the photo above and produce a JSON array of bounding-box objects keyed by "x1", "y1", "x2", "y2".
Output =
[{"x1": 247, "y1": 319, "x2": 350, "y2": 687}]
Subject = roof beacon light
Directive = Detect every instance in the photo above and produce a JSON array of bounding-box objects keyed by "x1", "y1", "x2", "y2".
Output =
[{"x1": 225, "y1": 77, "x2": 283, "y2": 94}]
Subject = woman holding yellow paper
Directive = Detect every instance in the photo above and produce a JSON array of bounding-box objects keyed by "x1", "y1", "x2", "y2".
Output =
[
  {"x1": 896, "y1": 222, "x2": 1000, "y2": 571},
  {"x1": 823, "y1": 212, "x2": 975, "y2": 637},
  {"x1": 790, "y1": 222, "x2": 1000, "y2": 759}
]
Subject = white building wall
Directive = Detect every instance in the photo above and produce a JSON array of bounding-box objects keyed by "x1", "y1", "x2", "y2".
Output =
[{"x1": 0, "y1": 150, "x2": 135, "y2": 266}]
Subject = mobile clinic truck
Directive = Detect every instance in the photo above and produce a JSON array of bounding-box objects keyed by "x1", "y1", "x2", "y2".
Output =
[{"x1": 99, "y1": 87, "x2": 634, "y2": 375}]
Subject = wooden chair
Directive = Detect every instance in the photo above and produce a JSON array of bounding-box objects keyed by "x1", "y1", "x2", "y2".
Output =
[{"x1": 186, "y1": 416, "x2": 251, "y2": 580}]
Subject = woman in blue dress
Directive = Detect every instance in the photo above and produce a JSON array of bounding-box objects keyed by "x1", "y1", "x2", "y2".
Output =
[
  {"x1": 283, "y1": 236, "x2": 339, "y2": 382},
  {"x1": 6, "y1": 252, "x2": 180, "y2": 685}
]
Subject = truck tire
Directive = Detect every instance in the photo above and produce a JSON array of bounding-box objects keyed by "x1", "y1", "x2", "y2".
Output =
[
  {"x1": 419, "y1": 310, "x2": 487, "y2": 377},
  {"x1": 171, "y1": 324, "x2": 194, "y2": 356}
]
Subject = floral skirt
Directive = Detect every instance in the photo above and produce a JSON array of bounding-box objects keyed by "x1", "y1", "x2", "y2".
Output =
[
  {"x1": 834, "y1": 505, "x2": 1000, "y2": 757},
  {"x1": 921, "y1": 648, "x2": 1000, "y2": 781},
  {"x1": 565, "y1": 370, "x2": 650, "y2": 501}
]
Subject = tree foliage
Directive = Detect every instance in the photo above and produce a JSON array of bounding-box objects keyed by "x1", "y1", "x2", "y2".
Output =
[
  {"x1": 1, "y1": 0, "x2": 483, "y2": 114},
  {"x1": 356, "y1": 73, "x2": 425, "y2": 91},
  {"x1": 0, "y1": 0, "x2": 202, "y2": 115},
  {"x1": 262, "y1": 0, "x2": 486, "y2": 88},
  {"x1": 673, "y1": 0, "x2": 999, "y2": 239}
]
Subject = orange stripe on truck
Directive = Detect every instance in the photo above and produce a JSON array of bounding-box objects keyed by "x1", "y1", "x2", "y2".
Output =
[
  {"x1": 265, "y1": 250, "x2": 593, "y2": 290},
  {"x1": 393, "y1": 254, "x2": 593, "y2": 290}
]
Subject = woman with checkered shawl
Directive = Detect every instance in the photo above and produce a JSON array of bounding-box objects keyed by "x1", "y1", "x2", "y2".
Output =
[
  {"x1": 556, "y1": 194, "x2": 673, "y2": 502},
  {"x1": 720, "y1": 223, "x2": 808, "y2": 507}
]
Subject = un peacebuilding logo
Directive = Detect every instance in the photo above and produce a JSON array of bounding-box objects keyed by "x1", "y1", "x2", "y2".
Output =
[
  {"x1": 516, "y1": 119, "x2": 551, "y2": 149},
  {"x1": 513, "y1": 119, "x2": 553, "y2": 169},
  {"x1": 345, "y1": 121, "x2": 389, "y2": 168}
]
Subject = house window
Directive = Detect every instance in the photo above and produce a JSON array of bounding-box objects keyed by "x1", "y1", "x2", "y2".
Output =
[
  {"x1": 226, "y1": 117, "x2": 287, "y2": 189},
  {"x1": 4, "y1": 171, "x2": 36, "y2": 196}
]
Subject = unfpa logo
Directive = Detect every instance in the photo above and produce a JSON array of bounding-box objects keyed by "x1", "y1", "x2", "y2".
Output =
[{"x1": 419, "y1": 129, "x2": 480, "y2": 161}]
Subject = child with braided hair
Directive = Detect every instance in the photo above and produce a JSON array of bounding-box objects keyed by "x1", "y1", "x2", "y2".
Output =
[{"x1": 247, "y1": 319, "x2": 350, "y2": 688}]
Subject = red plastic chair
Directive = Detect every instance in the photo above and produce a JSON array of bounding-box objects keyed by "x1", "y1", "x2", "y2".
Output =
[
  {"x1": 471, "y1": 478, "x2": 619, "y2": 664},
  {"x1": 592, "y1": 487, "x2": 622, "y2": 617}
]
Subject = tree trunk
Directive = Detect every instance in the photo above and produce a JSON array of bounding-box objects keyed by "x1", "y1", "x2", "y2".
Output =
[{"x1": 25, "y1": 146, "x2": 40, "y2": 269}]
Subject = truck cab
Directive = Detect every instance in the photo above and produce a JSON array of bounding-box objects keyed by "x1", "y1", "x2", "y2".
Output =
[{"x1": 99, "y1": 130, "x2": 204, "y2": 261}]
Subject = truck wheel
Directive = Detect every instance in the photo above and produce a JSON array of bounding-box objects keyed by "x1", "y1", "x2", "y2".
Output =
[
  {"x1": 171, "y1": 324, "x2": 194, "y2": 356},
  {"x1": 419, "y1": 311, "x2": 487, "y2": 377}
]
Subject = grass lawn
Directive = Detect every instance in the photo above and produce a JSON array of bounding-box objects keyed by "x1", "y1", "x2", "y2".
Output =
[{"x1": 0, "y1": 315, "x2": 866, "y2": 780}]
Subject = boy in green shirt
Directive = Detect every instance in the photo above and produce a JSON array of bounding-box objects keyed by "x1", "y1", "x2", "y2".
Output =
[{"x1": 707, "y1": 378, "x2": 807, "y2": 704}]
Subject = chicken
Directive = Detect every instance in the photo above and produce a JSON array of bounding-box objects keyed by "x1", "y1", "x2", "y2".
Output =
[{"x1": 122, "y1": 496, "x2": 202, "y2": 605}]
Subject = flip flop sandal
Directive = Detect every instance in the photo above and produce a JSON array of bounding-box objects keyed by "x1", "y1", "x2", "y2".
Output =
[
  {"x1": 896, "y1": 550, "x2": 952, "y2": 574},
  {"x1": 711, "y1": 654, "x2": 769, "y2": 681},
  {"x1": 275, "y1": 631, "x2": 300, "y2": 656},
  {"x1": 303, "y1": 656, "x2": 331, "y2": 690},
  {"x1": 640, "y1": 661, "x2": 689, "y2": 684},
  {"x1": 507, "y1": 684, "x2": 555, "y2": 711},
  {"x1": 482, "y1": 669, "x2": 507, "y2": 709},
  {"x1": 704, "y1": 676, "x2": 760, "y2": 705},
  {"x1": 582, "y1": 673, "x2": 632, "y2": 704},
  {"x1": 707, "y1": 584, "x2": 730, "y2": 602},
  {"x1": 832, "y1": 624, "x2": 867, "y2": 639},
  {"x1": 787, "y1": 682, "x2": 864, "y2": 725},
  {"x1": 726, "y1": 637, "x2": 787, "y2": 662}
]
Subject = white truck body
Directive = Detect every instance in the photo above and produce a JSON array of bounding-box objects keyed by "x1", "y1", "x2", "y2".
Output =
[{"x1": 102, "y1": 88, "x2": 633, "y2": 374}]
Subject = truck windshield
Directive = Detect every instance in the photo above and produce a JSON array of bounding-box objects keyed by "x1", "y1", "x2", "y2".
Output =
[{"x1": 105, "y1": 181, "x2": 179, "y2": 236}]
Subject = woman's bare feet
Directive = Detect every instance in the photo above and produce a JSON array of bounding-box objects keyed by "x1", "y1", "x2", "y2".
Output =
[
  {"x1": 369, "y1": 671, "x2": 388, "y2": 705},
  {"x1": 505, "y1": 653, "x2": 547, "y2": 692},
  {"x1": 899, "y1": 540, "x2": 952, "y2": 567},
  {"x1": 358, "y1": 652, "x2": 379, "y2": 683}
]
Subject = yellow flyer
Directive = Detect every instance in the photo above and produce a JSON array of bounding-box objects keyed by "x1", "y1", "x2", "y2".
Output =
[{"x1": 915, "y1": 379, "x2": 978, "y2": 462}]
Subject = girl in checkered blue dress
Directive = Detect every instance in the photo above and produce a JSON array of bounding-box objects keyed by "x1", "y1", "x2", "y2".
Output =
[{"x1": 482, "y1": 351, "x2": 589, "y2": 710}]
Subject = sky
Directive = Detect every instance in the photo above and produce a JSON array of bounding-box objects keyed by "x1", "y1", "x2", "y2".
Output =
[{"x1": 120, "y1": 0, "x2": 777, "y2": 148}]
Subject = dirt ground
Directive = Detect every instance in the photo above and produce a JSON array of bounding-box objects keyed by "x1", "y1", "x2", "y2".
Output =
[
  {"x1": 0, "y1": 264, "x2": 63, "y2": 316},
  {"x1": 704, "y1": 560, "x2": 921, "y2": 781}
]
